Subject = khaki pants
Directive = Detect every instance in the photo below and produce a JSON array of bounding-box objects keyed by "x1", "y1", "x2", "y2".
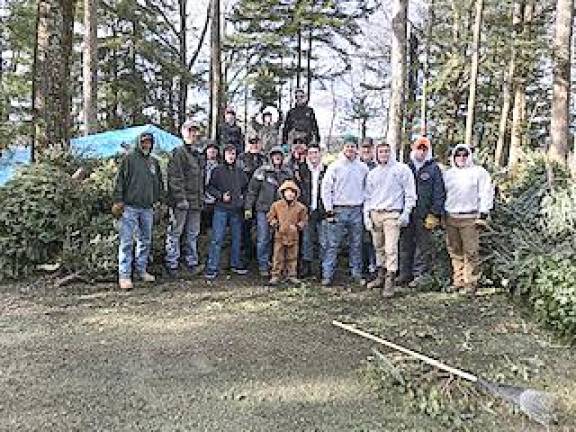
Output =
[
  {"x1": 370, "y1": 211, "x2": 401, "y2": 273},
  {"x1": 272, "y1": 242, "x2": 299, "y2": 277},
  {"x1": 445, "y1": 216, "x2": 480, "y2": 287}
]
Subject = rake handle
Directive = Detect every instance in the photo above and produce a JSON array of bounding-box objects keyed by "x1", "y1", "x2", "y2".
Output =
[{"x1": 332, "y1": 320, "x2": 478, "y2": 383}]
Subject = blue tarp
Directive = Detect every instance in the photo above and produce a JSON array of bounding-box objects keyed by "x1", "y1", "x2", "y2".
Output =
[
  {"x1": 0, "y1": 146, "x2": 32, "y2": 186},
  {"x1": 70, "y1": 124, "x2": 182, "y2": 158}
]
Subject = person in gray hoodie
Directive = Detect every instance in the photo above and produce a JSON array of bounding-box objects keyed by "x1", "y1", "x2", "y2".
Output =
[{"x1": 364, "y1": 141, "x2": 416, "y2": 297}]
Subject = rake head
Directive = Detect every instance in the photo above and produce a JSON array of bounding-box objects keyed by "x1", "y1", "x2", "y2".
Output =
[{"x1": 477, "y1": 379, "x2": 558, "y2": 426}]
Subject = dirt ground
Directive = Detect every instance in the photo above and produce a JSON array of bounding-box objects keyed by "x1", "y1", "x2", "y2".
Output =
[{"x1": 1, "y1": 275, "x2": 574, "y2": 431}]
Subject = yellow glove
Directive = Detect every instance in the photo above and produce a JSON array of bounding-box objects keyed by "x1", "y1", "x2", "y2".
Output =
[
  {"x1": 111, "y1": 202, "x2": 124, "y2": 219},
  {"x1": 244, "y1": 209, "x2": 253, "y2": 220},
  {"x1": 424, "y1": 213, "x2": 440, "y2": 230}
]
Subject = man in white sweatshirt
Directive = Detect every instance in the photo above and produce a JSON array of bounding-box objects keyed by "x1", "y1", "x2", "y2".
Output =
[
  {"x1": 443, "y1": 144, "x2": 494, "y2": 294},
  {"x1": 364, "y1": 142, "x2": 417, "y2": 297},
  {"x1": 321, "y1": 136, "x2": 369, "y2": 287}
]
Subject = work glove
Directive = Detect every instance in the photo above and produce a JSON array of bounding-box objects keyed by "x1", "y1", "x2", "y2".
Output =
[
  {"x1": 363, "y1": 212, "x2": 373, "y2": 231},
  {"x1": 424, "y1": 213, "x2": 440, "y2": 231},
  {"x1": 176, "y1": 200, "x2": 189, "y2": 211},
  {"x1": 324, "y1": 210, "x2": 336, "y2": 224},
  {"x1": 399, "y1": 211, "x2": 411, "y2": 227},
  {"x1": 475, "y1": 213, "x2": 489, "y2": 230},
  {"x1": 111, "y1": 202, "x2": 124, "y2": 219},
  {"x1": 244, "y1": 209, "x2": 253, "y2": 220}
]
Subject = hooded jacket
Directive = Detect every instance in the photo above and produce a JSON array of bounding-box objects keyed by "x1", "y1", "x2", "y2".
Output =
[
  {"x1": 364, "y1": 151, "x2": 416, "y2": 217},
  {"x1": 267, "y1": 180, "x2": 309, "y2": 246},
  {"x1": 206, "y1": 157, "x2": 249, "y2": 212},
  {"x1": 166, "y1": 141, "x2": 205, "y2": 209},
  {"x1": 113, "y1": 133, "x2": 164, "y2": 209},
  {"x1": 245, "y1": 146, "x2": 293, "y2": 212},
  {"x1": 237, "y1": 150, "x2": 266, "y2": 179},
  {"x1": 408, "y1": 146, "x2": 446, "y2": 217},
  {"x1": 443, "y1": 144, "x2": 494, "y2": 217}
]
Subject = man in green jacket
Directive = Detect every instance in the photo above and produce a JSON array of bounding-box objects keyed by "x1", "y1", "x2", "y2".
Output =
[
  {"x1": 112, "y1": 132, "x2": 164, "y2": 290},
  {"x1": 164, "y1": 120, "x2": 205, "y2": 277}
]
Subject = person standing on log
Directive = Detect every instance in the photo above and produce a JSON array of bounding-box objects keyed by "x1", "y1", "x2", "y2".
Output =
[{"x1": 282, "y1": 88, "x2": 320, "y2": 147}]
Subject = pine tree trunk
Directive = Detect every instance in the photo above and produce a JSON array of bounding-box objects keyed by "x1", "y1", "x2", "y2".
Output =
[
  {"x1": 386, "y1": 0, "x2": 408, "y2": 155},
  {"x1": 549, "y1": 0, "x2": 574, "y2": 166},
  {"x1": 296, "y1": 26, "x2": 302, "y2": 90},
  {"x1": 83, "y1": 0, "x2": 97, "y2": 135},
  {"x1": 178, "y1": 0, "x2": 187, "y2": 129},
  {"x1": 306, "y1": 27, "x2": 312, "y2": 98},
  {"x1": 34, "y1": 0, "x2": 76, "y2": 151},
  {"x1": 495, "y1": 0, "x2": 522, "y2": 166},
  {"x1": 420, "y1": 0, "x2": 434, "y2": 136},
  {"x1": 209, "y1": 0, "x2": 222, "y2": 140},
  {"x1": 464, "y1": 0, "x2": 484, "y2": 148}
]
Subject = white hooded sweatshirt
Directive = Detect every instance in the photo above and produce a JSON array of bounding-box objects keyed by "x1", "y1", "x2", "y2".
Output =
[
  {"x1": 364, "y1": 151, "x2": 416, "y2": 217},
  {"x1": 443, "y1": 144, "x2": 494, "y2": 217}
]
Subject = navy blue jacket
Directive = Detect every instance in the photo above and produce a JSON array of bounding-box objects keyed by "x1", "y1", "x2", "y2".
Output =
[{"x1": 408, "y1": 159, "x2": 446, "y2": 218}]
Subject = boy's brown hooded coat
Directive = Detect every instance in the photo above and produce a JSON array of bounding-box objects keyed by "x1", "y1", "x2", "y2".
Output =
[{"x1": 267, "y1": 180, "x2": 308, "y2": 246}]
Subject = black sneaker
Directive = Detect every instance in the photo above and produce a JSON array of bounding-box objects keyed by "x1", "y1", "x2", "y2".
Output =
[
  {"x1": 164, "y1": 266, "x2": 179, "y2": 279},
  {"x1": 231, "y1": 267, "x2": 249, "y2": 275},
  {"x1": 204, "y1": 271, "x2": 218, "y2": 280}
]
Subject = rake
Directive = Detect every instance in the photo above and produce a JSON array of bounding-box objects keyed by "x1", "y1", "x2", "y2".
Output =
[{"x1": 332, "y1": 320, "x2": 558, "y2": 426}]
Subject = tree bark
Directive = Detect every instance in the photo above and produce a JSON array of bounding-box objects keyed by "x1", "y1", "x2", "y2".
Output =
[
  {"x1": 296, "y1": 26, "x2": 302, "y2": 90},
  {"x1": 83, "y1": 0, "x2": 97, "y2": 135},
  {"x1": 549, "y1": 0, "x2": 574, "y2": 166},
  {"x1": 306, "y1": 27, "x2": 312, "y2": 98},
  {"x1": 509, "y1": 1, "x2": 533, "y2": 169},
  {"x1": 34, "y1": 0, "x2": 76, "y2": 151},
  {"x1": 420, "y1": 0, "x2": 434, "y2": 136},
  {"x1": 464, "y1": 0, "x2": 484, "y2": 148},
  {"x1": 178, "y1": 0, "x2": 187, "y2": 129},
  {"x1": 209, "y1": 0, "x2": 222, "y2": 141},
  {"x1": 386, "y1": 0, "x2": 408, "y2": 155},
  {"x1": 495, "y1": 0, "x2": 523, "y2": 166}
]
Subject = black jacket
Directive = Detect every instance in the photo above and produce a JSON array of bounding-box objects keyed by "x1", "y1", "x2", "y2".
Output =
[
  {"x1": 207, "y1": 162, "x2": 249, "y2": 212},
  {"x1": 237, "y1": 152, "x2": 266, "y2": 179},
  {"x1": 166, "y1": 144, "x2": 205, "y2": 209},
  {"x1": 282, "y1": 105, "x2": 320, "y2": 144},
  {"x1": 113, "y1": 144, "x2": 164, "y2": 209},
  {"x1": 408, "y1": 158, "x2": 446, "y2": 218},
  {"x1": 219, "y1": 122, "x2": 244, "y2": 154},
  {"x1": 298, "y1": 162, "x2": 327, "y2": 216}
]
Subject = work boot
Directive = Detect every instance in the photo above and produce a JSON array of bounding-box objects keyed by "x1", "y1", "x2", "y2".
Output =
[
  {"x1": 396, "y1": 273, "x2": 413, "y2": 286},
  {"x1": 463, "y1": 283, "x2": 478, "y2": 296},
  {"x1": 164, "y1": 265, "x2": 179, "y2": 280},
  {"x1": 321, "y1": 277, "x2": 332, "y2": 287},
  {"x1": 287, "y1": 276, "x2": 301, "y2": 285},
  {"x1": 119, "y1": 278, "x2": 133, "y2": 290},
  {"x1": 299, "y1": 261, "x2": 312, "y2": 278},
  {"x1": 350, "y1": 276, "x2": 366, "y2": 292},
  {"x1": 367, "y1": 267, "x2": 385, "y2": 290},
  {"x1": 381, "y1": 272, "x2": 395, "y2": 298},
  {"x1": 136, "y1": 271, "x2": 155, "y2": 283},
  {"x1": 269, "y1": 276, "x2": 280, "y2": 286}
]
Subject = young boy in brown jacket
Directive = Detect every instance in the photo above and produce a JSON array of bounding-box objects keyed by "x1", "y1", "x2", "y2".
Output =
[{"x1": 267, "y1": 180, "x2": 308, "y2": 285}]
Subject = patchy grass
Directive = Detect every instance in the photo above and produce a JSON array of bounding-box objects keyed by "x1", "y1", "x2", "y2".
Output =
[{"x1": 0, "y1": 277, "x2": 574, "y2": 431}]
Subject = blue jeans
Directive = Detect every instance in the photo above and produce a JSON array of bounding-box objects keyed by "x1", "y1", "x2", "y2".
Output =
[
  {"x1": 256, "y1": 211, "x2": 271, "y2": 272},
  {"x1": 322, "y1": 206, "x2": 363, "y2": 280},
  {"x1": 165, "y1": 208, "x2": 201, "y2": 269},
  {"x1": 302, "y1": 210, "x2": 325, "y2": 262},
  {"x1": 118, "y1": 206, "x2": 153, "y2": 279},
  {"x1": 206, "y1": 208, "x2": 243, "y2": 274}
]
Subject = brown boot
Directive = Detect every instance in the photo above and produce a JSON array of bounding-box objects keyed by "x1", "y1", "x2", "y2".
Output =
[
  {"x1": 367, "y1": 268, "x2": 385, "y2": 290},
  {"x1": 381, "y1": 272, "x2": 395, "y2": 298},
  {"x1": 463, "y1": 283, "x2": 478, "y2": 296}
]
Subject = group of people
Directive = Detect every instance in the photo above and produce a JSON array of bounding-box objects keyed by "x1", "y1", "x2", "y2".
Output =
[{"x1": 112, "y1": 90, "x2": 494, "y2": 298}]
